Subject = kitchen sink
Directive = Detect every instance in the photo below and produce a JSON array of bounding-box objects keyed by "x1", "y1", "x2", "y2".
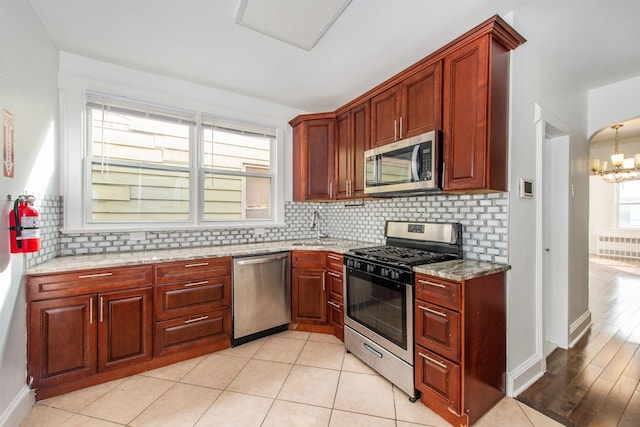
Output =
[{"x1": 292, "y1": 239, "x2": 338, "y2": 246}]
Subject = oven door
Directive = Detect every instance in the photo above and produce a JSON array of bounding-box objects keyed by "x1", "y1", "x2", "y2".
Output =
[{"x1": 344, "y1": 266, "x2": 413, "y2": 365}]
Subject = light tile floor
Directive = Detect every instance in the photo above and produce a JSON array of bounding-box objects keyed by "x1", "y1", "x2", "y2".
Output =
[{"x1": 21, "y1": 331, "x2": 561, "y2": 427}]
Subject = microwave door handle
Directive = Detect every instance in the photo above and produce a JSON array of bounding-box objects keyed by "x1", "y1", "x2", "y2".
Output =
[
  {"x1": 375, "y1": 154, "x2": 382, "y2": 183},
  {"x1": 411, "y1": 145, "x2": 421, "y2": 181}
]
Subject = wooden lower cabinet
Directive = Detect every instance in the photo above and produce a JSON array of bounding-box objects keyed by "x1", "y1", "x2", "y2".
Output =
[
  {"x1": 27, "y1": 258, "x2": 233, "y2": 400},
  {"x1": 29, "y1": 295, "x2": 97, "y2": 388},
  {"x1": 292, "y1": 268, "x2": 327, "y2": 324},
  {"x1": 414, "y1": 272, "x2": 506, "y2": 426}
]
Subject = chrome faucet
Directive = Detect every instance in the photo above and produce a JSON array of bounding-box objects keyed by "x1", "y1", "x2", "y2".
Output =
[{"x1": 310, "y1": 211, "x2": 327, "y2": 240}]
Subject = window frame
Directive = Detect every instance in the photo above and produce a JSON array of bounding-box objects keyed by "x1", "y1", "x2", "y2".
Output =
[
  {"x1": 81, "y1": 91, "x2": 279, "y2": 230},
  {"x1": 616, "y1": 180, "x2": 640, "y2": 229}
]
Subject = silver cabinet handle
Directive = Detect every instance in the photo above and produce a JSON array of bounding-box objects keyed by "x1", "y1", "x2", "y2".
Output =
[
  {"x1": 184, "y1": 280, "x2": 208, "y2": 288},
  {"x1": 418, "y1": 279, "x2": 446, "y2": 289},
  {"x1": 327, "y1": 254, "x2": 341, "y2": 261},
  {"x1": 418, "y1": 305, "x2": 447, "y2": 318},
  {"x1": 322, "y1": 272, "x2": 326, "y2": 291},
  {"x1": 89, "y1": 297, "x2": 93, "y2": 324},
  {"x1": 184, "y1": 262, "x2": 208, "y2": 268},
  {"x1": 327, "y1": 271, "x2": 341, "y2": 278},
  {"x1": 399, "y1": 116, "x2": 403, "y2": 139},
  {"x1": 394, "y1": 119, "x2": 397, "y2": 141},
  {"x1": 184, "y1": 315, "x2": 208, "y2": 324},
  {"x1": 419, "y1": 352, "x2": 447, "y2": 369},
  {"x1": 99, "y1": 296, "x2": 104, "y2": 323},
  {"x1": 328, "y1": 300, "x2": 341, "y2": 309},
  {"x1": 78, "y1": 272, "x2": 112, "y2": 279},
  {"x1": 329, "y1": 182, "x2": 333, "y2": 199}
]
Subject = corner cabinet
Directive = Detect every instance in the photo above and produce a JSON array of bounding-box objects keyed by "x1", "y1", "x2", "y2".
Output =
[
  {"x1": 290, "y1": 113, "x2": 336, "y2": 201},
  {"x1": 414, "y1": 271, "x2": 506, "y2": 427},
  {"x1": 442, "y1": 20, "x2": 526, "y2": 192},
  {"x1": 291, "y1": 251, "x2": 327, "y2": 325}
]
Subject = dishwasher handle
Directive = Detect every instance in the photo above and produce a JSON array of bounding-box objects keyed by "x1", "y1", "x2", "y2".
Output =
[{"x1": 234, "y1": 252, "x2": 289, "y2": 266}]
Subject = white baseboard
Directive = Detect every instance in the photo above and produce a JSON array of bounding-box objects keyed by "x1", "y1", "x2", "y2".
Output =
[
  {"x1": 0, "y1": 385, "x2": 35, "y2": 427},
  {"x1": 506, "y1": 353, "x2": 545, "y2": 397},
  {"x1": 569, "y1": 310, "x2": 592, "y2": 347}
]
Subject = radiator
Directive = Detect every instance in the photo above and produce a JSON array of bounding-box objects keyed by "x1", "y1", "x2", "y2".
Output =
[{"x1": 596, "y1": 235, "x2": 640, "y2": 259}]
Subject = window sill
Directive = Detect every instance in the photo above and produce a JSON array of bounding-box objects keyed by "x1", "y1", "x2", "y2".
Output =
[{"x1": 59, "y1": 222, "x2": 288, "y2": 235}]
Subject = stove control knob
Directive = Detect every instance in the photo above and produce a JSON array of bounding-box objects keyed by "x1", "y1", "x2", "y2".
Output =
[
  {"x1": 366, "y1": 264, "x2": 375, "y2": 273},
  {"x1": 346, "y1": 259, "x2": 354, "y2": 268},
  {"x1": 354, "y1": 260, "x2": 361, "y2": 269},
  {"x1": 390, "y1": 270, "x2": 401, "y2": 280},
  {"x1": 380, "y1": 268, "x2": 389, "y2": 277}
]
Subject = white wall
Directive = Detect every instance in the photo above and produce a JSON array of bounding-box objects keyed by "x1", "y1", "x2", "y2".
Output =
[
  {"x1": 0, "y1": 0, "x2": 59, "y2": 425},
  {"x1": 588, "y1": 75, "x2": 640, "y2": 138},
  {"x1": 506, "y1": 13, "x2": 589, "y2": 394}
]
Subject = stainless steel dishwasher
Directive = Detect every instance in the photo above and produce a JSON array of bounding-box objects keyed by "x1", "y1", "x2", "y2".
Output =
[{"x1": 232, "y1": 252, "x2": 291, "y2": 346}]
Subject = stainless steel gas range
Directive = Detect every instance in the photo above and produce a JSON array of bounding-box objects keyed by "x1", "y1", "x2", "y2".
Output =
[{"x1": 343, "y1": 221, "x2": 462, "y2": 401}]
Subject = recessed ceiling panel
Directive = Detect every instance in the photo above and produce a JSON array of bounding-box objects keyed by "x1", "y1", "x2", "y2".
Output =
[{"x1": 235, "y1": 0, "x2": 351, "y2": 51}]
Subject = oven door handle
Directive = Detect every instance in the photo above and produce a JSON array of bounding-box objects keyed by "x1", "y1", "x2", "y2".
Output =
[{"x1": 363, "y1": 342, "x2": 383, "y2": 358}]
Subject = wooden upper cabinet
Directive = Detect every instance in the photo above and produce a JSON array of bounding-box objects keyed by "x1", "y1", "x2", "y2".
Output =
[
  {"x1": 370, "y1": 61, "x2": 442, "y2": 148},
  {"x1": 291, "y1": 113, "x2": 336, "y2": 201},
  {"x1": 335, "y1": 101, "x2": 370, "y2": 199},
  {"x1": 442, "y1": 34, "x2": 514, "y2": 193}
]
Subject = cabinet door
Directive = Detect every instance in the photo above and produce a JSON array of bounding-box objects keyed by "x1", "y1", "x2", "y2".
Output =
[
  {"x1": 29, "y1": 295, "x2": 96, "y2": 388},
  {"x1": 415, "y1": 300, "x2": 460, "y2": 361},
  {"x1": 370, "y1": 85, "x2": 401, "y2": 147},
  {"x1": 335, "y1": 111, "x2": 351, "y2": 199},
  {"x1": 98, "y1": 287, "x2": 153, "y2": 372},
  {"x1": 402, "y1": 61, "x2": 442, "y2": 138},
  {"x1": 351, "y1": 101, "x2": 370, "y2": 197},
  {"x1": 415, "y1": 345, "x2": 461, "y2": 415},
  {"x1": 327, "y1": 299, "x2": 344, "y2": 341},
  {"x1": 298, "y1": 119, "x2": 335, "y2": 200},
  {"x1": 292, "y1": 269, "x2": 327, "y2": 324},
  {"x1": 442, "y1": 36, "x2": 490, "y2": 191}
]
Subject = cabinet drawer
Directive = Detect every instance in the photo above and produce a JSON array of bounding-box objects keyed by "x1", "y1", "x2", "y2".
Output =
[
  {"x1": 328, "y1": 298, "x2": 344, "y2": 341},
  {"x1": 154, "y1": 308, "x2": 231, "y2": 358},
  {"x1": 415, "y1": 300, "x2": 460, "y2": 361},
  {"x1": 291, "y1": 251, "x2": 326, "y2": 269},
  {"x1": 415, "y1": 274, "x2": 461, "y2": 311},
  {"x1": 155, "y1": 257, "x2": 231, "y2": 284},
  {"x1": 27, "y1": 266, "x2": 153, "y2": 301},
  {"x1": 326, "y1": 253, "x2": 343, "y2": 273},
  {"x1": 154, "y1": 276, "x2": 231, "y2": 321},
  {"x1": 415, "y1": 345, "x2": 461, "y2": 415},
  {"x1": 327, "y1": 269, "x2": 343, "y2": 301}
]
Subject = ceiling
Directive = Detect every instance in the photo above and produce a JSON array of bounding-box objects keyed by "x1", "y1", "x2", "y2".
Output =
[{"x1": 29, "y1": 0, "x2": 640, "y2": 115}]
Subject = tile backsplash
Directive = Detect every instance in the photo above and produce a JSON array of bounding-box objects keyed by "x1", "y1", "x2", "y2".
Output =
[{"x1": 49, "y1": 192, "x2": 507, "y2": 263}]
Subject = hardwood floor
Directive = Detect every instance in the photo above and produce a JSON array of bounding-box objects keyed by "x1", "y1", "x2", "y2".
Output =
[{"x1": 517, "y1": 256, "x2": 640, "y2": 426}]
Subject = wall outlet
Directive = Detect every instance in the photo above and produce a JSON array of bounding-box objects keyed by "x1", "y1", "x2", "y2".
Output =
[
  {"x1": 129, "y1": 231, "x2": 146, "y2": 241},
  {"x1": 254, "y1": 227, "x2": 265, "y2": 235}
]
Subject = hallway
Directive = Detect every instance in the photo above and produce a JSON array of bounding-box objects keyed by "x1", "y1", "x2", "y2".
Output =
[{"x1": 517, "y1": 256, "x2": 640, "y2": 426}]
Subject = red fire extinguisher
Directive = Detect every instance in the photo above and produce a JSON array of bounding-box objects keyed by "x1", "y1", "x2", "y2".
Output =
[{"x1": 9, "y1": 195, "x2": 41, "y2": 253}]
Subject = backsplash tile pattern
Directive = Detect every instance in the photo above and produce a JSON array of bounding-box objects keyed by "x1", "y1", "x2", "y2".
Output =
[
  {"x1": 25, "y1": 194, "x2": 63, "y2": 268},
  {"x1": 56, "y1": 193, "x2": 508, "y2": 263}
]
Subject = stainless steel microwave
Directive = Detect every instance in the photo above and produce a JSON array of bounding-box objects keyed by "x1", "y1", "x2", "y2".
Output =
[{"x1": 364, "y1": 130, "x2": 441, "y2": 196}]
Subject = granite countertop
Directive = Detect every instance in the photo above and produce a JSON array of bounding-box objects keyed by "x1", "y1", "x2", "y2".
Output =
[
  {"x1": 413, "y1": 259, "x2": 511, "y2": 281},
  {"x1": 25, "y1": 239, "x2": 370, "y2": 275},
  {"x1": 27, "y1": 239, "x2": 511, "y2": 281}
]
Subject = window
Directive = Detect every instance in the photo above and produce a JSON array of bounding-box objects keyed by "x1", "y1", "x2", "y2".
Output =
[
  {"x1": 86, "y1": 93, "x2": 276, "y2": 226},
  {"x1": 618, "y1": 180, "x2": 640, "y2": 228}
]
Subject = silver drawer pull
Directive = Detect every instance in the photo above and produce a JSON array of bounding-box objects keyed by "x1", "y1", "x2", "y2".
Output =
[
  {"x1": 89, "y1": 298, "x2": 93, "y2": 324},
  {"x1": 184, "y1": 315, "x2": 208, "y2": 324},
  {"x1": 328, "y1": 300, "x2": 341, "y2": 309},
  {"x1": 418, "y1": 279, "x2": 446, "y2": 289},
  {"x1": 419, "y1": 352, "x2": 447, "y2": 369},
  {"x1": 327, "y1": 271, "x2": 341, "y2": 278},
  {"x1": 418, "y1": 305, "x2": 447, "y2": 318},
  {"x1": 184, "y1": 262, "x2": 209, "y2": 268},
  {"x1": 78, "y1": 272, "x2": 113, "y2": 279},
  {"x1": 327, "y1": 255, "x2": 341, "y2": 261},
  {"x1": 184, "y1": 280, "x2": 208, "y2": 288}
]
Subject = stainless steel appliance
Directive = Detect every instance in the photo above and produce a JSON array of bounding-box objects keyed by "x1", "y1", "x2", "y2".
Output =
[
  {"x1": 364, "y1": 131, "x2": 441, "y2": 196},
  {"x1": 232, "y1": 252, "x2": 291, "y2": 346},
  {"x1": 343, "y1": 221, "x2": 462, "y2": 400}
]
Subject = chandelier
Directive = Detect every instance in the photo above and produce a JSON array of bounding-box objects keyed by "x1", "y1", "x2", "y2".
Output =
[{"x1": 591, "y1": 124, "x2": 640, "y2": 183}]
